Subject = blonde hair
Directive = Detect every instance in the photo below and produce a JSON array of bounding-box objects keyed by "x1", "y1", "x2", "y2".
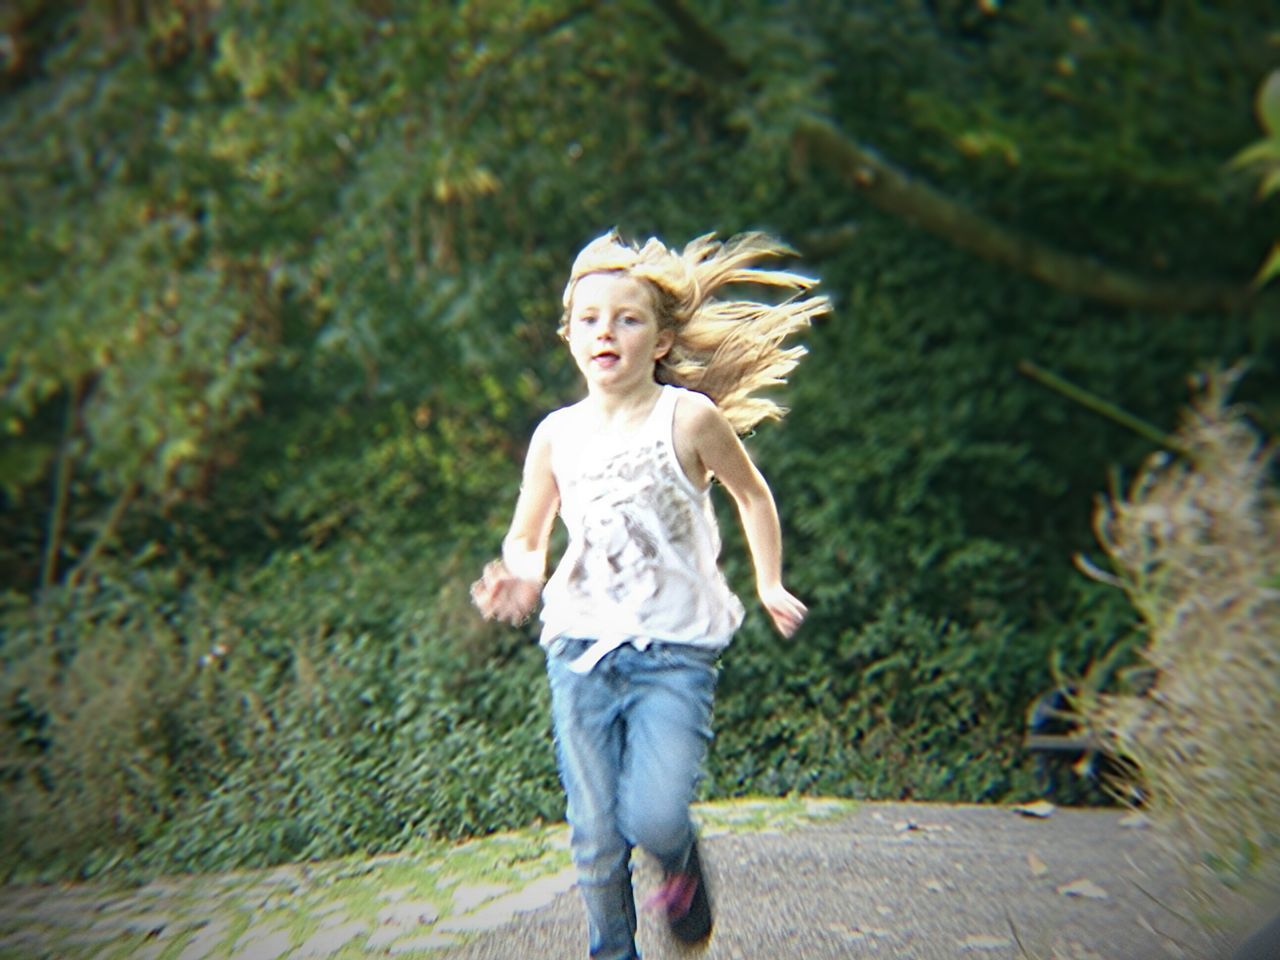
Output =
[{"x1": 560, "y1": 229, "x2": 830, "y2": 434}]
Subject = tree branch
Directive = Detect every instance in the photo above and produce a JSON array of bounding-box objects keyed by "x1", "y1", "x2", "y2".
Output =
[
  {"x1": 64, "y1": 438, "x2": 160, "y2": 592},
  {"x1": 1018, "y1": 359, "x2": 1190, "y2": 457},
  {"x1": 65, "y1": 477, "x2": 141, "y2": 591},
  {"x1": 793, "y1": 116, "x2": 1253, "y2": 314},
  {"x1": 39, "y1": 376, "x2": 87, "y2": 593},
  {"x1": 649, "y1": 0, "x2": 745, "y2": 85},
  {"x1": 648, "y1": 0, "x2": 1255, "y2": 314}
]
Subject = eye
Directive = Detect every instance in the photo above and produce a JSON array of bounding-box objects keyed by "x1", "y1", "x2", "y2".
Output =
[
  {"x1": 621, "y1": 314, "x2": 642, "y2": 326},
  {"x1": 576, "y1": 313, "x2": 598, "y2": 326}
]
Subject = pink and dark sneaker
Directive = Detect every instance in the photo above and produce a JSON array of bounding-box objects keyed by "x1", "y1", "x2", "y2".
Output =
[{"x1": 644, "y1": 839, "x2": 713, "y2": 944}]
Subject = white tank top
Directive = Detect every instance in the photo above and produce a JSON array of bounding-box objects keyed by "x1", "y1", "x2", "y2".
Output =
[{"x1": 539, "y1": 385, "x2": 745, "y2": 670}]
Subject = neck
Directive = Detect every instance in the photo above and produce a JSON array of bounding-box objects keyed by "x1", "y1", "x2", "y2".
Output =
[{"x1": 583, "y1": 380, "x2": 663, "y2": 425}]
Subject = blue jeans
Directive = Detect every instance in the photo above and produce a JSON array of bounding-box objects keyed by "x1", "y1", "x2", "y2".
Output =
[{"x1": 547, "y1": 638, "x2": 719, "y2": 960}]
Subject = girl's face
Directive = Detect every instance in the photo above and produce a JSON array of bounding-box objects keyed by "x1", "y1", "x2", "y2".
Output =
[{"x1": 566, "y1": 272, "x2": 673, "y2": 395}]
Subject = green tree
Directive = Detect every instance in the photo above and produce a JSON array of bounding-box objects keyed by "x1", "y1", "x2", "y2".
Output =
[{"x1": 1, "y1": 0, "x2": 1276, "y2": 880}]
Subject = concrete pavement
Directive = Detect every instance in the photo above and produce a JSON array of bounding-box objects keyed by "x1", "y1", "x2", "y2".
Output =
[
  {"x1": 1, "y1": 798, "x2": 1268, "y2": 959},
  {"x1": 447, "y1": 800, "x2": 1233, "y2": 960}
]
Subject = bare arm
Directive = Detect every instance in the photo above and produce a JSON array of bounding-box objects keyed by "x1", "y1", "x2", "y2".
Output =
[
  {"x1": 683, "y1": 397, "x2": 807, "y2": 637},
  {"x1": 471, "y1": 417, "x2": 560, "y2": 625}
]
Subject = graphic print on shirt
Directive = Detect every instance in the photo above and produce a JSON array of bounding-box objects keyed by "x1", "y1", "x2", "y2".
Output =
[
  {"x1": 566, "y1": 438, "x2": 697, "y2": 610},
  {"x1": 540, "y1": 385, "x2": 744, "y2": 648}
]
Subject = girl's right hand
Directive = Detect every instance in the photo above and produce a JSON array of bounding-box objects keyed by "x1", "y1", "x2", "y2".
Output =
[{"x1": 470, "y1": 559, "x2": 541, "y2": 626}]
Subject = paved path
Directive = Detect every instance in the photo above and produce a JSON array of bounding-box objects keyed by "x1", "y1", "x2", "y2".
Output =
[
  {"x1": 0, "y1": 799, "x2": 1265, "y2": 959},
  {"x1": 448, "y1": 801, "x2": 1232, "y2": 960}
]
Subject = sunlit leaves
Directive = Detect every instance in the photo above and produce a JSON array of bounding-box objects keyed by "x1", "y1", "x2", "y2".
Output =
[
  {"x1": 1230, "y1": 69, "x2": 1280, "y2": 288},
  {"x1": 1255, "y1": 241, "x2": 1280, "y2": 290},
  {"x1": 1256, "y1": 68, "x2": 1280, "y2": 138}
]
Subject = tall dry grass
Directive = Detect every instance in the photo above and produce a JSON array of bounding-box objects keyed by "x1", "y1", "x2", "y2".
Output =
[{"x1": 1076, "y1": 368, "x2": 1279, "y2": 934}]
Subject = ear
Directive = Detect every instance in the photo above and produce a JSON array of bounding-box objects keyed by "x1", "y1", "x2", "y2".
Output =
[{"x1": 654, "y1": 328, "x2": 675, "y2": 361}]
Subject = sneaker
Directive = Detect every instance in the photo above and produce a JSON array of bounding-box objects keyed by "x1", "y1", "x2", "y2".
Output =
[{"x1": 645, "y1": 839, "x2": 713, "y2": 944}]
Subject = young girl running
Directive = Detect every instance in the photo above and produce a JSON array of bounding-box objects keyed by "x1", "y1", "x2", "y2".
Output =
[{"x1": 471, "y1": 229, "x2": 827, "y2": 959}]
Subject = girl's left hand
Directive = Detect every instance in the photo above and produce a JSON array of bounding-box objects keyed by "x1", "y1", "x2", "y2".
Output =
[{"x1": 759, "y1": 583, "x2": 807, "y2": 638}]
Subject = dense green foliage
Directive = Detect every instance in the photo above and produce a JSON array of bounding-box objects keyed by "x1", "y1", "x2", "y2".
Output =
[{"x1": 1, "y1": 0, "x2": 1277, "y2": 881}]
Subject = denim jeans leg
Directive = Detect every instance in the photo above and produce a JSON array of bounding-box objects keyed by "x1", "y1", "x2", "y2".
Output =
[
  {"x1": 615, "y1": 645, "x2": 717, "y2": 875},
  {"x1": 547, "y1": 648, "x2": 638, "y2": 960}
]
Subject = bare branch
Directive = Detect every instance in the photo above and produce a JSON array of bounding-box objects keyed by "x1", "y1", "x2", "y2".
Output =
[
  {"x1": 794, "y1": 116, "x2": 1254, "y2": 315},
  {"x1": 649, "y1": 0, "x2": 745, "y2": 84},
  {"x1": 39, "y1": 376, "x2": 87, "y2": 593}
]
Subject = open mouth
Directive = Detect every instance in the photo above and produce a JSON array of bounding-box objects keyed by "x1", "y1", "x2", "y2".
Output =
[{"x1": 591, "y1": 351, "x2": 620, "y2": 366}]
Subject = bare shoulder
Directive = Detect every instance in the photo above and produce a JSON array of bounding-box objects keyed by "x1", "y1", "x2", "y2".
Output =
[
  {"x1": 673, "y1": 388, "x2": 734, "y2": 446},
  {"x1": 672, "y1": 387, "x2": 722, "y2": 430},
  {"x1": 534, "y1": 399, "x2": 609, "y2": 475},
  {"x1": 671, "y1": 388, "x2": 735, "y2": 487},
  {"x1": 530, "y1": 401, "x2": 581, "y2": 447},
  {"x1": 522, "y1": 404, "x2": 577, "y2": 476}
]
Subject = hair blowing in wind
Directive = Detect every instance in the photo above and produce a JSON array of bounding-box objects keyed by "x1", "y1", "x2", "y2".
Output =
[{"x1": 561, "y1": 230, "x2": 831, "y2": 434}]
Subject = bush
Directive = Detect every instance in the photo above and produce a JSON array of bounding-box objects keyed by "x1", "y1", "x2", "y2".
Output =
[
  {"x1": 1077, "y1": 368, "x2": 1280, "y2": 932},
  {"x1": 0, "y1": 540, "x2": 563, "y2": 882}
]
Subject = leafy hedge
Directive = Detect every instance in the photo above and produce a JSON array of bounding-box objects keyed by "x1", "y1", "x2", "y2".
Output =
[
  {"x1": 1, "y1": 538, "x2": 562, "y2": 880},
  {"x1": 2, "y1": 0, "x2": 1277, "y2": 881}
]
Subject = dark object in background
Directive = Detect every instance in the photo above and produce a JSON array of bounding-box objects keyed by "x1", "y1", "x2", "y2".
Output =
[{"x1": 1024, "y1": 687, "x2": 1141, "y2": 806}]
